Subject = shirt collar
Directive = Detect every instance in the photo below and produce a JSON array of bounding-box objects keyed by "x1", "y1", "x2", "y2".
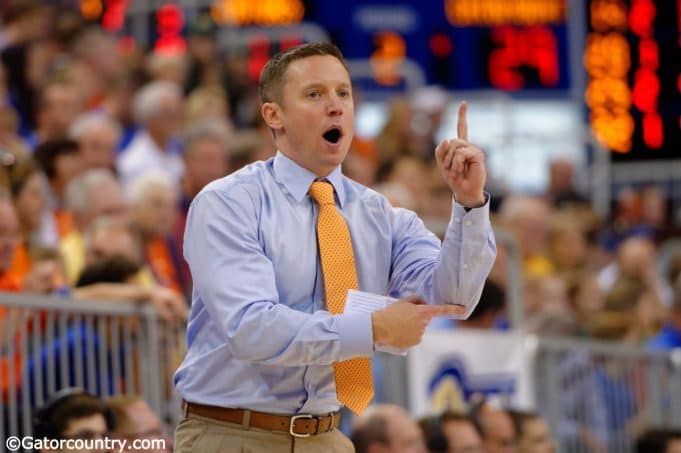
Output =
[{"x1": 273, "y1": 151, "x2": 346, "y2": 207}]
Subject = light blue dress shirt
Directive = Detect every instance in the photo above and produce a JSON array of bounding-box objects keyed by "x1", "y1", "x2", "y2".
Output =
[{"x1": 174, "y1": 152, "x2": 496, "y2": 415}]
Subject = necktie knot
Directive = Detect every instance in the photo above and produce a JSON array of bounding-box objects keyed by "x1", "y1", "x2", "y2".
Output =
[{"x1": 308, "y1": 181, "x2": 336, "y2": 206}]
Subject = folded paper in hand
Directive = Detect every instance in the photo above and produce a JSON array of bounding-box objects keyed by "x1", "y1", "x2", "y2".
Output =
[{"x1": 345, "y1": 289, "x2": 407, "y2": 356}]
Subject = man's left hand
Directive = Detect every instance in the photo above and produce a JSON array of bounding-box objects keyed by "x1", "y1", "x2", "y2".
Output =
[{"x1": 434, "y1": 101, "x2": 486, "y2": 208}]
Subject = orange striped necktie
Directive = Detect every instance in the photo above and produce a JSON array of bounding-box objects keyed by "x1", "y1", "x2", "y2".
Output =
[{"x1": 308, "y1": 180, "x2": 374, "y2": 415}]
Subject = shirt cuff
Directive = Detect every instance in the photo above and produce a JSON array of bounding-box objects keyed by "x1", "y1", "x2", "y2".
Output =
[
  {"x1": 336, "y1": 311, "x2": 374, "y2": 360},
  {"x1": 449, "y1": 192, "x2": 491, "y2": 229}
]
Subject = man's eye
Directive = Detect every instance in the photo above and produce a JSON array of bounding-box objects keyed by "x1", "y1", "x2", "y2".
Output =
[
  {"x1": 308, "y1": 91, "x2": 319, "y2": 98},
  {"x1": 338, "y1": 90, "x2": 350, "y2": 98}
]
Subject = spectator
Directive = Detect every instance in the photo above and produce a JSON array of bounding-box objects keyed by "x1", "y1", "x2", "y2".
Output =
[
  {"x1": 598, "y1": 236, "x2": 671, "y2": 307},
  {"x1": 33, "y1": 388, "x2": 115, "y2": 452},
  {"x1": 546, "y1": 158, "x2": 586, "y2": 209},
  {"x1": 184, "y1": 85, "x2": 230, "y2": 127},
  {"x1": 508, "y1": 410, "x2": 555, "y2": 453},
  {"x1": 33, "y1": 137, "x2": 83, "y2": 204},
  {"x1": 352, "y1": 404, "x2": 427, "y2": 453},
  {"x1": 69, "y1": 27, "x2": 123, "y2": 106},
  {"x1": 82, "y1": 215, "x2": 143, "y2": 271},
  {"x1": 106, "y1": 395, "x2": 172, "y2": 453},
  {"x1": 127, "y1": 172, "x2": 182, "y2": 292},
  {"x1": 69, "y1": 111, "x2": 122, "y2": 171},
  {"x1": 441, "y1": 411, "x2": 484, "y2": 453},
  {"x1": 546, "y1": 211, "x2": 588, "y2": 279},
  {"x1": 31, "y1": 78, "x2": 84, "y2": 147},
  {"x1": 471, "y1": 402, "x2": 517, "y2": 453},
  {"x1": 6, "y1": 157, "x2": 48, "y2": 279},
  {"x1": 60, "y1": 169, "x2": 128, "y2": 284},
  {"x1": 117, "y1": 80, "x2": 184, "y2": 189},
  {"x1": 378, "y1": 153, "x2": 430, "y2": 215},
  {"x1": 498, "y1": 196, "x2": 553, "y2": 279}
]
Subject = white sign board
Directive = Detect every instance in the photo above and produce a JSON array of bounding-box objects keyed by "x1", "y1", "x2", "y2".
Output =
[{"x1": 407, "y1": 329, "x2": 535, "y2": 417}]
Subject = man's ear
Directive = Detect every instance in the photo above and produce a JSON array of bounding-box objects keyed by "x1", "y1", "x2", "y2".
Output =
[{"x1": 261, "y1": 102, "x2": 283, "y2": 132}]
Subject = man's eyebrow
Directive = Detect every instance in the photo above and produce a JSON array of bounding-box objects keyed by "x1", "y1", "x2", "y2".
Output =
[{"x1": 300, "y1": 82, "x2": 351, "y2": 90}]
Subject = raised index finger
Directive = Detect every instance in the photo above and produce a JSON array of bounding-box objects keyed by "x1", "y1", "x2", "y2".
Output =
[{"x1": 457, "y1": 101, "x2": 468, "y2": 141}]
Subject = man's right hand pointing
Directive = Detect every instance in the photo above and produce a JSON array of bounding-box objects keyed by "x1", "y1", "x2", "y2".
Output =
[{"x1": 371, "y1": 296, "x2": 465, "y2": 349}]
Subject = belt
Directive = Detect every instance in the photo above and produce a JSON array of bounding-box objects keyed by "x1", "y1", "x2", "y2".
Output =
[{"x1": 183, "y1": 401, "x2": 341, "y2": 438}]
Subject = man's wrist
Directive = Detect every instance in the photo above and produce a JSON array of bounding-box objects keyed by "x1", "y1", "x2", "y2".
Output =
[{"x1": 454, "y1": 193, "x2": 487, "y2": 209}]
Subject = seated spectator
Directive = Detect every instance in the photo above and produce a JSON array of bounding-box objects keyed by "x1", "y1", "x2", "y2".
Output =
[
  {"x1": 470, "y1": 401, "x2": 517, "y2": 453},
  {"x1": 30, "y1": 79, "x2": 85, "y2": 148},
  {"x1": 545, "y1": 158, "x2": 587, "y2": 209},
  {"x1": 72, "y1": 216, "x2": 186, "y2": 322},
  {"x1": 636, "y1": 428, "x2": 681, "y2": 453},
  {"x1": 106, "y1": 395, "x2": 172, "y2": 452},
  {"x1": 498, "y1": 196, "x2": 553, "y2": 279},
  {"x1": 116, "y1": 81, "x2": 184, "y2": 190},
  {"x1": 508, "y1": 410, "x2": 555, "y2": 453},
  {"x1": 598, "y1": 236, "x2": 671, "y2": 307},
  {"x1": 33, "y1": 139, "x2": 85, "y2": 238},
  {"x1": 419, "y1": 411, "x2": 484, "y2": 453},
  {"x1": 33, "y1": 388, "x2": 115, "y2": 452},
  {"x1": 60, "y1": 169, "x2": 128, "y2": 284},
  {"x1": 352, "y1": 404, "x2": 427, "y2": 453},
  {"x1": 69, "y1": 111, "x2": 122, "y2": 172},
  {"x1": 6, "y1": 157, "x2": 49, "y2": 279},
  {"x1": 127, "y1": 172, "x2": 183, "y2": 292}
]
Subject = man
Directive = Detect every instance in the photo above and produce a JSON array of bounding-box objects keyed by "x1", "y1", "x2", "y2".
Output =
[
  {"x1": 174, "y1": 43, "x2": 495, "y2": 451},
  {"x1": 33, "y1": 388, "x2": 114, "y2": 453},
  {"x1": 106, "y1": 395, "x2": 172, "y2": 453},
  {"x1": 59, "y1": 169, "x2": 128, "y2": 284},
  {"x1": 351, "y1": 404, "x2": 427, "y2": 453},
  {"x1": 472, "y1": 403, "x2": 517, "y2": 453},
  {"x1": 69, "y1": 111, "x2": 122, "y2": 171},
  {"x1": 440, "y1": 412, "x2": 485, "y2": 453},
  {"x1": 116, "y1": 80, "x2": 184, "y2": 189},
  {"x1": 508, "y1": 410, "x2": 555, "y2": 453},
  {"x1": 30, "y1": 79, "x2": 84, "y2": 148}
]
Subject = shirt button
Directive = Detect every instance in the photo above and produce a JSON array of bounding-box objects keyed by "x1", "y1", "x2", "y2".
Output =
[
  {"x1": 465, "y1": 220, "x2": 472, "y2": 226},
  {"x1": 463, "y1": 263, "x2": 469, "y2": 269}
]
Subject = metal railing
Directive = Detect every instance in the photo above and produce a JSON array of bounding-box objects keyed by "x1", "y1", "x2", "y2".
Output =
[
  {"x1": 533, "y1": 336, "x2": 681, "y2": 453},
  {"x1": 389, "y1": 329, "x2": 681, "y2": 453},
  {"x1": 0, "y1": 292, "x2": 185, "y2": 444}
]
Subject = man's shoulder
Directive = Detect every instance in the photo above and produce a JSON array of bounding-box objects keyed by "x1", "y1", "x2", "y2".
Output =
[
  {"x1": 342, "y1": 177, "x2": 387, "y2": 206},
  {"x1": 196, "y1": 160, "x2": 271, "y2": 202}
]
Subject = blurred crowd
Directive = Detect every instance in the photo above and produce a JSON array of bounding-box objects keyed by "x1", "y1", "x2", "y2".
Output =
[
  {"x1": 349, "y1": 401, "x2": 681, "y2": 453},
  {"x1": 2, "y1": 1, "x2": 681, "y2": 452}
]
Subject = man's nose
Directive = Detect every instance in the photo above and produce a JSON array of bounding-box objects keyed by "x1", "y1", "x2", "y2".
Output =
[{"x1": 326, "y1": 95, "x2": 344, "y2": 115}]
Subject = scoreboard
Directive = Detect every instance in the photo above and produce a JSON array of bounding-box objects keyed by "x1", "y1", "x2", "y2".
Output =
[
  {"x1": 79, "y1": 0, "x2": 680, "y2": 158},
  {"x1": 584, "y1": 0, "x2": 681, "y2": 160},
  {"x1": 306, "y1": 0, "x2": 571, "y2": 91}
]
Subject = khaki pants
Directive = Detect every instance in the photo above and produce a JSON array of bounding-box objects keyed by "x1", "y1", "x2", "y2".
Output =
[{"x1": 174, "y1": 412, "x2": 355, "y2": 453}]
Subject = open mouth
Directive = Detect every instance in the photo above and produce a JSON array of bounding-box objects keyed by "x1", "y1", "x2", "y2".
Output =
[{"x1": 322, "y1": 127, "x2": 342, "y2": 144}]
